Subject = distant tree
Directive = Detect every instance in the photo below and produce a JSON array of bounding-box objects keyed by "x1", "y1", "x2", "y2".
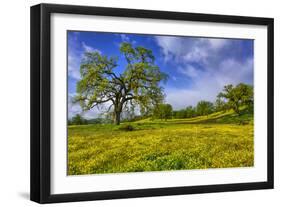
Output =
[
  {"x1": 154, "y1": 104, "x2": 173, "y2": 120},
  {"x1": 172, "y1": 110, "x2": 178, "y2": 119},
  {"x1": 214, "y1": 97, "x2": 227, "y2": 112},
  {"x1": 163, "y1": 104, "x2": 173, "y2": 120},
  {"x1": 196, "y1": 101, "x2": 214, "y2": 116},
  {"x1": 87, "y1": 118, "x2": 105, "y2": 124},
  {"x1": 67, "y1": 119, "x2": 72, "y2": 125},
  {"x1": 75, "y1": 42, "x2": 167, "y2": 125},
  {"x1": 71, "y1": 114, "x2": 87, "y2": 125},
  {"x1": 185, "y1": 106, "x2": 196, "y2": 118},
  {"x1": 173, "y1": 109, "x2": 187, "y2": 119},
  {"x1": 218, "y1": 83, "x2": 253, "y2": 115}
]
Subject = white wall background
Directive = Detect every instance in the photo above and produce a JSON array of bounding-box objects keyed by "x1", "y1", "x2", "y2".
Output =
[{"x1": 0, "y1": 0, "x2": 279, "y2": 206}]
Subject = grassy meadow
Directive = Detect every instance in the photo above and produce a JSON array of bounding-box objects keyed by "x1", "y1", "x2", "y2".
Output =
[{"x1": 67, "y1": 109, "x2": 254, "y2": 175}]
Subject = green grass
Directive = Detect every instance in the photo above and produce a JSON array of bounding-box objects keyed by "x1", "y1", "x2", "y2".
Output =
[{"x1": 67, "y1": 109, "x2": 254, "y2": 175}]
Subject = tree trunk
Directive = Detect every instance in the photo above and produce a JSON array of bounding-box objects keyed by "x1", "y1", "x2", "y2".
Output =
[{"x1": 114, "y1": 110, "x2": 121, "y2": 125}]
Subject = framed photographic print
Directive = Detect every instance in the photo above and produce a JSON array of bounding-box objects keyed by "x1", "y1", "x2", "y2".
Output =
[{"x1": 30, "y1": 3, "x2": 274, "y2": 203}]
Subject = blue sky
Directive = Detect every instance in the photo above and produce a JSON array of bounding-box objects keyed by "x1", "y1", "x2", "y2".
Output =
[{"x1": 68, "y1": 31, "x2": 253, "y2": 118}]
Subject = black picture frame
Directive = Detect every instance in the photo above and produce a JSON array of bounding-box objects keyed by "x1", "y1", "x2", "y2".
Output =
[{"x1": 30, "y1": 3, "x2": 274, "y2": 204}]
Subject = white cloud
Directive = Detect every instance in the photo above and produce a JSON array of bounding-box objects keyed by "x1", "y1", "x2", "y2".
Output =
[
  {"x1": 208, "y1": 38, "x2": 228, "y2": 50},
  {"x1": 183, "y1": 46, "x2": 208, "y2": 63},
  {"x1": 166, "y1": 57, "x2": 253, "y2": 109},
  {"x1": 82, "y1": 42, "x2": 101, "y2": 53},
  {"x1": 68, "y1": 41, "x2": 101, "y2": 80},
  {"x1": 216, "y1": 57, "x2": 253, "y2": 86},
  {"x1": 166, "y1": 72, "x2": 220, "y2": 109},
  {"x1": 166, "y1": 89, "x2": 205, "y2": 109},
  {"x1": 178, "y1": 65, "x2": 199, "y2": 78},
  {"x1": 120, "y1": 34, "x2": 130, "y2": 42},
  {"x1": 68, "y1": 101, "x2": 103, "y2": 119},
  {"x1": 117, "y1": 34, "x2": 137, "y2": 46},
  {"x1": 68, "y1": 52, "x2": 81, "y2": 80},
  {"x1": 155, "y1": 36, "x2": 229, "y2": 64},
  {"x1": 68, "y1": 93, "x2": 113, "y2": 119},
  {"x1": 154, "y1": 36, "x2": 181, "y2": 62}
]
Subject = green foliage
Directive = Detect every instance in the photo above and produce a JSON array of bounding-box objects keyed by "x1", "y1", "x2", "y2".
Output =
[
  {"x1": 75, "y1": 42, "x2": 167, "y2": 125},
  {"x1": 185, "y1": 106, "x2": 196, "y2": 118},
  {"x1": 218, "y1": 83, "x2": 253, "y2": 115},
  {"x1": 172, "y1": 106, "x2": 196, "y2": 119},
  {"x1": 68, "y1": 114, "x2": 88, "y2": 125},
  {"x1": 196, "y1": 100, "x2": 214, "y2": 116},
  {"x1": 173, "y1": 109, "x2": 187, "y2": 119},
  {"x1": 214, "y1": 97, "x2": 228, "y2": 112},
  {"x1": 153, "y1": 104, "x2": 173, "y2": 120},
  {"x1": 67, "y1": 109, "x2": 253, "y2": 175},
  {"x1": 171, "y1": 83, "x2": 253, "y2": 120}
]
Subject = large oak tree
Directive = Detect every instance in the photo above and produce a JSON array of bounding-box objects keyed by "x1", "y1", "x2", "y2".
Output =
[{"x1": 75, "y1": 42, "x2": 167, "y2": 125}]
